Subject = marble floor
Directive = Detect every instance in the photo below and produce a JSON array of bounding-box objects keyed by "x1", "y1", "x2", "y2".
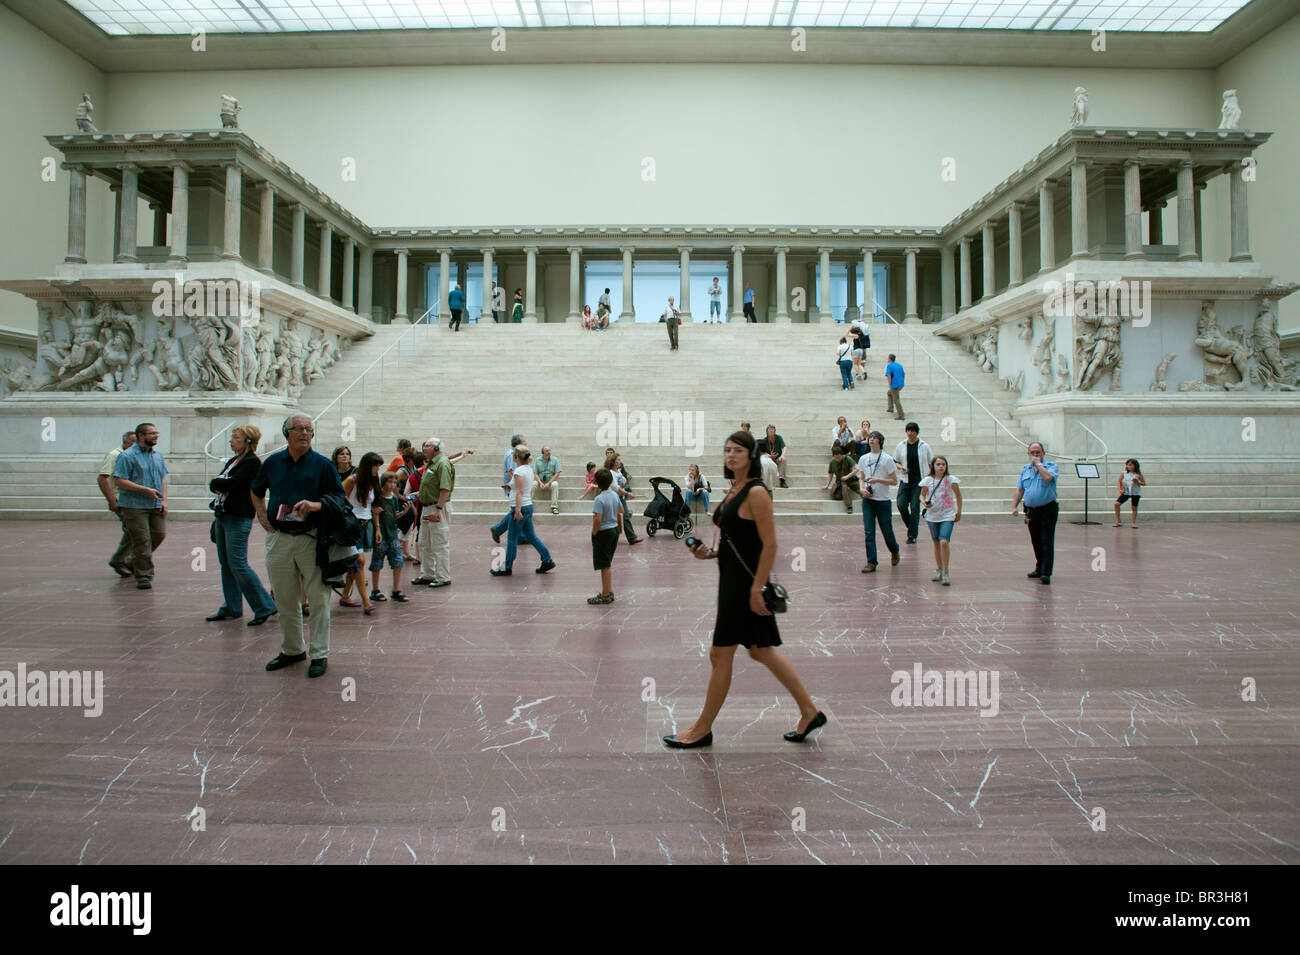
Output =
[{"x1": 0, "y1": 518, "x2": 1296, "y2": 865}]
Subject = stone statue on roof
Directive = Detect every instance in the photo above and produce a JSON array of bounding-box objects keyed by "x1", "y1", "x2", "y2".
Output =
[
  {"x1": 1069, "y1": 87, "x2": 1088, "y2": 128},
  {"x1": 1219, "y1": 90, "x2": 1241, "y2": 130},
  {"x1": 75, "y1": 93, "x2": 97, "y2": 133},
  {"x1": 220, "y1": 94, "x2": 241, "y2": 129}
]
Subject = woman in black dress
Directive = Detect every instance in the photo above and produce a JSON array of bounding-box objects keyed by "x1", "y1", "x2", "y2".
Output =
[{"x1": 663, "y1": 430, "x2": 825, "y2": 748}]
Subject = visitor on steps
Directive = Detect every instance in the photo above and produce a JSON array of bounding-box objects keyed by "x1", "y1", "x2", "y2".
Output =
[
  {"x1": 588, "y1": 468, "x2": 622, "y2": 604},
  {"x1": 1012, "y1": 440, "x2": 1058, "y2": 586},
  {"x1": 511, "y1": 288, "x2": 524, "y2": 323},
  {"x1": 597, "y1": 288, "x2": 612, "y2": 328},
  {"x1": 708, "y1": 277, "x2": 723, "y2": 322},
  {"x1": 662, "y1": 296, "x2": 681, "y2": 350},
  {"x1": 855, "y1": 429, "x2": 901, "y2": 573},
  {"x1": 684, "y1": 464, "x2": 711, "y2": 514},
  {"x1": 491, "y1": 446, "x2": 556, "y2": 577},
  {"x1": 490, "y1": 281, "x2": 504, "y2": 322},
  {"x1": 1114, "y1": 458, "x2": 1145, "y2": 528},
  {"x1": 490, "y1": 434, "x2": 526, "y2": 544},
  {"x1": 113, "y1": 421, "x2": 169, "y2": 591},
  {"x1": 535, "y1": 446, "x2": 562, "y2": 515},
  {"x1": 836, "y1": 337, "x2": 854, "y2": 390},
  {"x1": 824, "y1": 443, "x2": 859, "y2": 513},
  {"x1": 448, "y1": 283, "x2": 465, "y2": 331},
  {"x1": 920, "y1": 455, "x2": 961, "y2": 586},
  {"x1": 743, "y1": 283, "x2": 756, "y2": 322},
  {"x1": 850, "y1": 319, "x2": 871, "y2": 379},
  {"x1": 831, "y1": 416, "x2": 855, "y2": 448},
  {"x1": 893, "y1": 422, "x2": 933, "y2": 544},
  {"x1": 98, "y1": 430, "x2": 136, "y2": 579},
  {"x1": 581, "y1": 305, "x2": 594, "y2": 330},
  {"x1": 854, "y1": 420, "x2": 873, "y2": 458},
  {"x1": 579, "y1": 462, "x2": 598, "y2": 500},
  {"x1": 386, "y1": 439, "x2": 412, "y2": 476},
  {"x1": 885, "y1": 354, "x2": 906, "y2": 419},
  {"x1": 756, "y1": 424, "x2": 789, "y2": 488},
  {"x1": 663, "y1": 430, "x2": 825, "y2": 749}
]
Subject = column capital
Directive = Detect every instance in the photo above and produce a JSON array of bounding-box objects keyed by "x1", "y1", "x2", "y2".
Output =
[
  {"x1": 257, "y1": 180, "x2": 274, "y2": 194},
  {"x1": 1038, "y1": 179, "x2": 1054, "y2": 192},
  {"x1": 620, "y1": 245, "x2": 636, "y2": 255},
  {"x1": 1007, "y1": 200, "x2": 1023, "y2": 213},
  {"x1": 523, "y1": 245, "x2": 539, "y2": 256},
  {"x1": 959, "y1": 235, "x2": 971, "y2": 247},
  {"x1": 480, "y1": 246, "x2": 496, "y2": 255},
  {"x1": 860, "y1": 246, "x2": 876, "y2": 256},
  {"x1": 287, "y1": 201, "x2": 304, "y2": 213},
  {"x1": 117, "y1": 162, "x2": 142, "y2": 174},
  {"x1": 677, "y1": 245, "x2": 693, "y2": 254},
  {"x1": 567, "y1": 246, "x2": 584, "y2": 255},
  {"x1": 904, "y1": 247, "x2": 920, "y2": 255},
  {"x1": 817, "y1": 246, "x2": 834, "y2": 255},
  {"x1": 61, "y1": 162, "x2": 91, "y2": 174},
  {"x1": 731, "y1": 243, "x2": 745, "y2": 254},
  {"x1": 1124, "y1": 157, "x2": 1142, "y2": 168},
  {"x1": 437, "y1": 246, "x2": 452, "y2": 256},
  {"x1": 394, "y1": 247, "x2": 410, "y2": 256},
  {"x1": 148, "y1": 200, "x2": 166, "y2": 212},
  {"x1": 1149, "y1": 198, "x2": 1167, "y2": 210},
  {"x1": 169, "y1": 160, "x2": 193, "y2": 173},
  {"x1": 773, "y1": 246, "x2": 789, "y2": 255}
]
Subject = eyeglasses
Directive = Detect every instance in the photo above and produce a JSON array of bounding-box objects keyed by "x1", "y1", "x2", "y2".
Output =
[{"x1": 289, "y1": 427, "x2": 314, "y2": 435}]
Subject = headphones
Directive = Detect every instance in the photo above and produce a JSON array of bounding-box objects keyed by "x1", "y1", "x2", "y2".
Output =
[{"x1": 281, "y1": 415, "x2": 294, "y2": 439}]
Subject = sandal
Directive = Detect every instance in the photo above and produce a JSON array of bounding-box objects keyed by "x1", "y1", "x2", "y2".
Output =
[
  {"x1": 391, "y1": 591, "x2": 409, "y2": 602},
  {"x1": 408, "y1": 556, "x2": 421, "y2": 564},
  {"x1": 339, "y1": 598, "x2": 361, "y2": 608},
  {"x1": 369, "y1": 590, "x2": 388, "y2": 601},
  {"x1": 363, "y1": 605, "x2": 376, "y2": 615}
]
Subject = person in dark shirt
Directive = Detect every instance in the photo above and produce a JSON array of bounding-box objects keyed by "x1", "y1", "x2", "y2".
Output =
[
  {"x1": 250, "y1": 413, "x2": 345, "y2": 678},
  {"x1": 757, "y1": 424, "x2": 789, "y2": 488},
  {"x1": 206, "y1": 425, "x2": 276, "y2": 626}
]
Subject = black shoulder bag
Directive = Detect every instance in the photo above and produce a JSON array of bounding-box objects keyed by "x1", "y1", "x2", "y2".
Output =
[{"x1": 723, "y1": 532, "x2": 789, "y2": 614}]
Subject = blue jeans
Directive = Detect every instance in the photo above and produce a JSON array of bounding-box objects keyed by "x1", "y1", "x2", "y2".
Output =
[
  {"x1": 215, "y1": 513, "x2": 275, "y2": 617},
  {"x1": 506, "y1": 505, "x2": 552, "y2": 568},
  {"x1": 684, "y1": 488, "x2": 710, "y2": 512},
  {"x1": 709, "y1": 301, "x2": 721, "y2": 316},
  {"x1": 897, "y1": 483, "x2": 922, "y2": 540},
  {"x1": 862, "y1": 496, "x2": 899, "y2": 564},
  {"x1": 838, "y1": 359, "x2": 853, "y2": 389}
]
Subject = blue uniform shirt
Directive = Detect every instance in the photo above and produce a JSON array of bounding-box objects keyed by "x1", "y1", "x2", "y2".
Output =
[
  {"x1": 885, "y1": 361, "x2": 905, "y2": 389},
  {"x1": 113, "y1": 444, "x2": 169, "y2": 509},
  {"x1": 743, "y1": 288, "x2": 754, "y2": 304},
  {"x1": 250, "y1": 448, "x2": 345, "y2": 532},
  {"x1": 1018, "y1": 460, "x2": 1059, "y2": 507}
]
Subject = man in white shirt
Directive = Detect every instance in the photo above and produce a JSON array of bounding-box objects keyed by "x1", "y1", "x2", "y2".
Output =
[
  {"x1": 97, "y1": 430, "x2": 137, "y2": 578},
  {"x1": 831, "y1": 416, "x2": 855, "y2": 448},
  {"x1": 854, "y1": 430, "x2": 901, "y2": 572},
  {"x1": 893, "y1": 422, "x2": 933, "y2": 545},
  {"x1": 662, "y1": 296, "x2": 681, "y2": 351}
]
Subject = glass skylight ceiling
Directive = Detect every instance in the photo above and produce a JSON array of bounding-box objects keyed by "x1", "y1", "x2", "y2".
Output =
[{"x1": 64, "y1": 0, "x2": 1256, "y2": 35}]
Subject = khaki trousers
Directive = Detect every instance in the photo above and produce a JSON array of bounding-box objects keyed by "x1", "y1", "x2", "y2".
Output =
[
  {"x1": 119, "y1": 507, "x2": 166, "y2": 582},
  {"x1": 419, "y1": 501, "x2": 453, "y2": 584},
  {"x1": 265, "y1": 530, "x2": 331, "y2": 659}
]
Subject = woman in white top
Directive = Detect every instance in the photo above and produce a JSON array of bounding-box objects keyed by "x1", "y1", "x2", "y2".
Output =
[
  {"x1": 341, "y1": 451, "x2": 383, "y2": 614},
  {"x1": 492, "y1": 446, "x2": 555, "y2": 576},
  {"x1": 836, "y1": 337, "x2": 854, "y2": 391},
  {"x1": 920, "y1": 455, "x2": 962, "y2": 586},
  {"x1": 684, "y1": 464, "x2": 710, "y2": 513}
]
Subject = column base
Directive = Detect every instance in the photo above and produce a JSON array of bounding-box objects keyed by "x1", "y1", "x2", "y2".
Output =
[
  {"x1": 1122, "y1": 252, "x2": 1145, "y2": 261},
  {"x1": 1068, "y1": 251, "x2": 1094, "y2": 261},
  {"x1": 619, "y1": 312, "x2": 634, "y2": 323},
  {"x1": 166, "y1": 256, "x2": 189, "y2": 267},
  {"x1": 566, "y1": 312, "x2": 582, "y2": 324},
  {"x1": 114, "y1": 255, "x2": 138, "y2": 264},
  {"x1": 678, "y1": 312, "x2": 692, "y2": 324},
  {"x1": 844, "y1": 306, "x2": 861, "y2": 322},
  {"x1": 257, "y1": 266, "x2": 274, "y2": 275},
  {"x1": 817, "y1": 311, "x2": 833, "y2": 324},
  {"x1": 774, "y1": 312, "x2": 792, "y2": 324},
  {"x1": 1176, "y1": 253, "x2": 1200, "y2": 262},
  {"x1": 220, "y1": 252, "x2": 242, "y2": 262},
  {"x1": 1229, "y1": 254, "x2": 1254, "y2": 263},
  {"x1": 63, "y1": 255, "x2": 87, "y2": 265},
  {"x1": 904, "y1": 314, "x2": 922, "y2": 324},
  {"x1": 394, "y1": 315, "x2": 410, "y2": 325}
]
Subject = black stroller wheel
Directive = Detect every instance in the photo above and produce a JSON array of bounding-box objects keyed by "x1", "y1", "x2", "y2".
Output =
[
  {"x1": 673, "y1": 519, "x2": 688, "y2": 539},
  {"x1": 646, "y1": 520, "x2": 658, "y2": 536}
]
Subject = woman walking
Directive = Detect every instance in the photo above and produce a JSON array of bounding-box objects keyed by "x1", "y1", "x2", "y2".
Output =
[
  {"x1": 340, "y1": 451, "x2": 382, "y2": 614},
  {"x1": 836, "y1": 336, "x2": 854, "y2": 390},
  {"x1": 510, "y1": 288, "x2": 524, "y2": 323},
  {"x1": 491, "y1": 446, "x2": 556, "y2": 576},
  {"x1": 663, "y1": 430, "x2": 825, "y2": 748},
  {"x1": 920, "y1": 455, "x2": 962, "y2": 585},
  {"x1": 205, "y1": 425, "x2": 277, "y2": 626}
]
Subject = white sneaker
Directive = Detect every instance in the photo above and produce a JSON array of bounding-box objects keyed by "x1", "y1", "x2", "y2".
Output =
[
  {"x1": 940, "y1": 570, "x2": 951, "y2": 586},
  {"x1": 932, "y1": 568, "x2": 943, "y2": 582}
]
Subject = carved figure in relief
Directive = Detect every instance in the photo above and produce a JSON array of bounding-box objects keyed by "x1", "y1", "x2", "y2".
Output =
[
  {"x1": 1017, "y1": 316, "x2": 1034, "y2": 345},
  {"x1": 1, "y1": 360, "x2": 36, "y2": 395},
  {"x1": 999, "y1": 370, "x2": 1025, "y2": 395},
  {"x1": 1054, "y1": 354, "x2": 1071, "y2": 392},
  {"x1": 1069, "y1": 87, "x2": 1088, "y2": 128},
  {"x1": 1033, "y1": 322, "x2": 1056, "y2": 395},
  {"x1": 38, "y1": 326, "x2": 70, "y2": 377},
  {"x1": 149, "y1": 317, "x2": 193, "y2": 391},
  {"x1": 220, "y1": 94, "x2": 241, "y2": 129},
  {"x1": 55, "y1": 304, "x2": 103, "y2": 381},
  {"x1": 75, "y1": 93, "x2": 97, "y2": 133},
  {"x1": 1149, "y1": 353, "x2": 1177, "y2": 392},
  {"x1": 1193, "y1": 301, "x2": 1248, "y2": 391},
  {"x1": 190, "y1": 315, "x2": 239, "y2": 390},
  {"x1": 980, "y1": 328, "x2": 998, "y2": 374},
  {"x1": 303, "y1": 328, "x2": 328, "y2": 384},
  {"x1": 1251, "y1": 301, "x2": 1298, "y2": 391},
  {"x1": 277, "y1": 319, "x2": 306, "y2": 398},
  {"x1": 1219, "y1": 90, "x2": 1241, "y2": 130},
  {"x1": 1075, "y1": 305, "x2": 1123, "y2": 392},
  {"x1": 254, "y1": 323, "x2": 276, "y2": 391}
]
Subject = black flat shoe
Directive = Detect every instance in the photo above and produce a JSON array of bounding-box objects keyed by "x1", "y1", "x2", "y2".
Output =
[
  {"x1": 784, "y1": 711, "x2": 827, "y2": 743},
  {"x1": 535, "y1": 560, "x2": 556, "y2": 574},
  {"x1": 663, "y1": 732, "x2": 713, "y2": 749},
  {"x1": 1027, "y1": 570, "x2": 1041, "y2": 579},
  {"x1": 490, "y1": 568, "x2": 512, "y2": 576},
  {"x1": 206, "y1": 610, "x2": 241, "y2": 622},
  {"x1": 247, "y1": 610, "x2": 278, "y2": 627},
  {"x1": 265, "y1": 652, "x2": 306, "y2": 671},
  {"x1": 1040, "y1": 576, "x2": 1051, "y2": 585},
  {"x1": 307, "y1": 658, "x2": 328, "y2": 678}
]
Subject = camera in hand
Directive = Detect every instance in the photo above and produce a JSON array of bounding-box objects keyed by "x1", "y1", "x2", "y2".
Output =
[{"x1": 684, "y1": 536, "x2": 703, "y2": 551}]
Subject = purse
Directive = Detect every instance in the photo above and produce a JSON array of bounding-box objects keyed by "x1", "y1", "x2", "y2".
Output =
[{"x1": 724, "y1": 533, "x2": 789, "y2": 614}]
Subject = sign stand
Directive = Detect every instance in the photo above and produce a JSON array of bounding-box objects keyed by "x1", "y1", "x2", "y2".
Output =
[{"x1": 1073, "y1": 462, "x2": 1101, "y2": 525}]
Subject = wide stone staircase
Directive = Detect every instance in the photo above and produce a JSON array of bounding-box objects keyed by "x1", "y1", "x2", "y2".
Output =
[{"x1": 5, "y1": 320, "x2": 1300, "y2": 523}]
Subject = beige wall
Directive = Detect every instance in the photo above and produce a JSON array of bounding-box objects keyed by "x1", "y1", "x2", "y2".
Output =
[
  {"x1": 1212, "y1": 11, "x2": 1300, "y2": 332},
  {"x1": 0, "y1": 4, "x2": 111, "y2": 331}
]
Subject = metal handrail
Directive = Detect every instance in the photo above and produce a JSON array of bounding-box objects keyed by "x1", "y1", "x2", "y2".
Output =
[
  {"x1": 1076, "y1": 423, "x2": 1109, "y2": 462},
  {"x1": 867, "y1": 300, "x2": 1109, "y2": 464}
]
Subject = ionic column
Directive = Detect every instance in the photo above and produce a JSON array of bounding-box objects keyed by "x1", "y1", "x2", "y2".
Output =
[
  {"x1": 845, "y1": 260, "x2": 859, "y2": 322},
  {"x1": 806, "y1": 261, "x2": 818, "y2": 322},
  {"x1": 862, "y1": 248, "x2": 875, "y2": 320},
  {"x1": 731, "y1": 245, "x2": 745, "y2": 322},
  {"x1": 620, "y1": 246, "x2": 635, "y2": 322},
  {"x1": 221, "y1": 163, "x2": 242, "y2": 261},
  {"x1": 150, "y1": 202, "x2": 167, "y2": 247},
  {"x1": 341, "y1": 237, "x2": 355, "y2": 311},
  {"x1": 1008, "y1": 202, "x2": 1024, "y2": 286},
  {"x1": 1229, "y1": 162, "x2": 1251, "y2": 262},
  {"x1": 358, "y1": 247, "x2": 374, "y2": 319},
  {"x1": 1038, "y1": 181, "x2": 1055, "y2": 271},
  {"x1": 1176, "y1": 163, "x2": 1197, "y2": 261},
  {"x1": 289, "y1": 203, "x2": 306, "y2": 288},
  {"x1": 981, "y1": 222, "x2": 996, "y2": 299},
  {"x1": 482, "y1": 248, "x2": 495, "y2": 322},
  {"x1": 1070, "y1": 160, "x2": 1090, "y2": 259},
  {"x1": 1148, "y1": 199, "x2": 1165, "y2": 245},
  {"x1": 111, "y1": 185, "x2": 121, "y2": 261},
  {"x1": 774, "y1": 247, "x2": 790, "y2": 323},
  {"x1": 817, "y1": 247, "x2": 832, "y2": 323},
  {"x1": 524, "y1": 246, "x2": 539, "y2": 323},
  {"x1": 167, "y1": 163, "x2": 190, "y2": 266},
  {"x1": 257, "y1": 183, "x2": 274, "y2": 273},
  {"x1": 904, "y1": 248, "x2": 919, "y2": 323},
  {"x1": 64, "y1": 164, "x2": 87, "y2": 264},
  {"x1": 437, "y1": 248, "x2": 451, "y2": 324},
  {"x1": 568, "y1": 246, "x2": 583, "y2": 323},
  {"x1": 1123, "y1": 160, "x2": 1143, "y2": 260},
  {"x1": 959, "y1": 237, "x2": 972, "y2": 309},
  {"x1": 1195, "y1": 183, "x2": 1205, "y2": 260},
  {"x1": 940, "y1": 244, "x2": 956, "y2": 320},
  {"x1": 318, "y1": 223, "x2": 332, "y2": 298},
  {"x1": 394, "y1": 248, "x2": 410, "y2": 323},
  {"x1": 116, "y1": 165, "x2": 140, "y2": 264},
  {"x1": 677, "y1": 246, "x2": 693, "y2": 322}
]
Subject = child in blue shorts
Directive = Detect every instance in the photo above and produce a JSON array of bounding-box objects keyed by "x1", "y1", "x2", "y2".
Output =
[{"x1": 371, "y1": 472, "x2": 413, "y2": 602}]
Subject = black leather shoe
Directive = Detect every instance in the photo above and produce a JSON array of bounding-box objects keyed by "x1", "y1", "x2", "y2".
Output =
[
  {"x1": 1040, "y1": 576, "x2": 1051, "y2": 585},
  {"x1": 265, "y1": 652, "x2": 306, "y2": 671},
  {"x1": 1027, "y1": 570, "x2": 1042, "y2": 579},
  {"x1": 662, "y1": 732, "x2": 713, "y2": 749},
  {"x1": 247, "y1": 610, "x2": 278, "y2": 627},
  {"x1": 307, "y1": 658, "x2": 328, "y2": 678},
  {"x1": 535, "y1": 560, "x2": 556, "y2": 574},
  {"x1": 490, "y1": 529, "x2": 501, "y2": 544},
  {"x1": 206, "y1": 610, "x2": 241, "y2": 622},
  {"x1": 137, "y1": 581, "x2": 152, "y2": 590},
  {"x1": 784, "y1": 711, "x2": 827, "y2": 743},
  {"x1": 490, "y1": 568, "x2": 512, "y2": 576}
]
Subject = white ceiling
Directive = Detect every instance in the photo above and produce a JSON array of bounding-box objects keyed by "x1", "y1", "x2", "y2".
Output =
[{"x1": 65, "y1": 0, "x2": 1255, "y2": 34}]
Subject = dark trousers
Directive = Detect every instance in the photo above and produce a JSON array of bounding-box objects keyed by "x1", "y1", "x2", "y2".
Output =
[
  {"x1": 667, "y1": 319, "x2": 678, "y2": 350},
  {"x1": 110, "y1": 511, "x2": 134, "y2": 569},
  {"x1": 449, "y1": 308, "x2": 462, "y2": 330},
  {"x1": 862, "y1": 497, "x2": 899, "y2": 564},
  {"x1": 1026, "y1": 500, "x2": 1059, "y2": 577},
  {"x1": 743, "y1": 303, "x2": 756, "y2": 322},
  {"x1": 620, "y1": 501, "x2": 638, "y2": 542},
  {"x1": 897, "y1": 483, "x2": 922, "y2": 540}
]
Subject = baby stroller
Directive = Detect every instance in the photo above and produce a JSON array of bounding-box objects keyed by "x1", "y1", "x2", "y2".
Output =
[{"x1": 644, "y1": 477, "x2": 693, "y2": 539}]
